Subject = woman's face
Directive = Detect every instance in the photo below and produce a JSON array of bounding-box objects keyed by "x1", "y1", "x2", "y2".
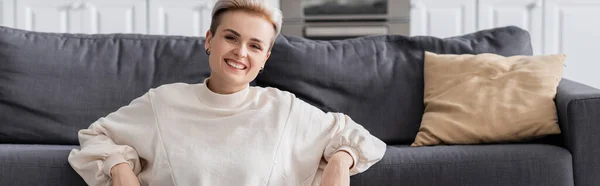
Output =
[{"x1": 205, "y1": 10, "x2": 274, "y2": 90}]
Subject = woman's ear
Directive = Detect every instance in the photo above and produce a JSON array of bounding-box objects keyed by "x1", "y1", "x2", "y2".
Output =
[{"x1": 204, "y1": 30, "x2": 213, "y2": 50}]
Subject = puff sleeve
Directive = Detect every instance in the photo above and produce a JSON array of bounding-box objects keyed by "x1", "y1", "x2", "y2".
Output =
[
  {"x1": 68, "y1": 92, "x2": 155, "y2": 186},
  {"x1": 293, "y1": 96, "x2": 387, "y2": 175}
]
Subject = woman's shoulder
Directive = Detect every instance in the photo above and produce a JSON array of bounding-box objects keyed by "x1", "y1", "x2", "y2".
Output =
[
  {"x1": 152, "y1": 82, "x2": 197, "y2": 91},
  {"x1": 148, "y1": 82, "x2": 200, "y2": 97},
  {"x1": 250, "y1": 85, "x2": 297, "y2": 100}
]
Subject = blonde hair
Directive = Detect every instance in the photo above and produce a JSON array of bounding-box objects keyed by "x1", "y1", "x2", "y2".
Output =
[{"x1": 210, "y1": 0, "x2": 283, "y2": 44}]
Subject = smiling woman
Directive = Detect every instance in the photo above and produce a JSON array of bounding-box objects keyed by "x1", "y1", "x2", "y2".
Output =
[
  {"x1": 67, "y1": 0, "x2": 387, "y2": 186},
  {"x1": 204, "y1": 0, "x2": 282, "y2": 94}
]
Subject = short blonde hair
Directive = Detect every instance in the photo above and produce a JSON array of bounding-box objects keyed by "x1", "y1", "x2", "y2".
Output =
[{"x1": 210, "y1": 0, "x2": 283, "y2": 41}]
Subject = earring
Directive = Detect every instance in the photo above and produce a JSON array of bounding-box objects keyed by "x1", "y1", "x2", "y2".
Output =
[
  {"x1": 205, "y1": 49, "x2": 210, "y2": 55},
  {"x1": 259, "y1": 67, "x2": 264, "y2": 73}
]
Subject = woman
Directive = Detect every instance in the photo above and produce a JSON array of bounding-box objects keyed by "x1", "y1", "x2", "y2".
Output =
[{"x1": 67, "y1": 0, "x2": 386, "y2": 185}]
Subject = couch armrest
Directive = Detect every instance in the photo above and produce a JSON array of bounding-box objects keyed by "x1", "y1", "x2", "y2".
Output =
[{"x1": 556, "y1": 78, "x2": 600, "y2": 186}]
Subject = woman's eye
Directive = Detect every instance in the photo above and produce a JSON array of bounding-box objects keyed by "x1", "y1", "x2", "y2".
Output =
[
  {"x1": 225, "y1": 36, "x2": 235, "y2": 41},
  {"x1": 252, "y1": 45, "x2": 262, "y2": 50}
]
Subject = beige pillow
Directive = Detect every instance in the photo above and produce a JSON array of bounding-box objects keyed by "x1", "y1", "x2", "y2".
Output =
[{"x1": 412, "y1": 51, "x2": 566, "y2": 147}]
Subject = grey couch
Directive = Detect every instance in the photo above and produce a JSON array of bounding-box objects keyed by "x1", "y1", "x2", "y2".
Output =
[{"x1": 0, "y1": 25, "x2": 598, "y2": 186}]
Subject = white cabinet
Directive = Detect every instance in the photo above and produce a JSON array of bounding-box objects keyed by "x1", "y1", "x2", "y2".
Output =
[
  {"x1": 148, "y1": 0, "x2": 279, "y2": 37},
  {"x1": 2, "y1": 0, "x2": 146, "y2": 34},
  {"x1": 0, "y1": 1, "x2": 4, "y2": 25},
  {"x1": 410, "y1": 0, "x2": 477, "y2": 38},
  {"x1": 11, "y1": 0, "x2": 78, "y2": 33},
  {"x1": 411, "y1": 0, "x2": 599, "y2": 88},
  {"x1": 478, "y1": 0, "x2": 543, "y2": 55},
  {"x1": 1, "y1": 0, "x2": 10, "y2": 26},
  {"x1": 149, "y1": 0, "x2": 214, "y2": 37},
  {"x1": 79, "y1": 0, "x2": 147, "y2": 34},
  {"x1": 1, "y1": 0, "x2": 281, "y2": 35},
  {"x1": 545, "y1": 0, "x2": 600, "y2": 88},
  {"x1": 411, "y1": 0, "x2": 543, "y2": 54}
]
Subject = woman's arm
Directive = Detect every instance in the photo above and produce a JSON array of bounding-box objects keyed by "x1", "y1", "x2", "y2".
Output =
[
  {"x1": 68, "y1": 92, "x2": 156, "y2": 186},
  {"x1": 111, "y1": 163, "x2": 141, "y2": 186},
  {"x1": 319, "y1": 151, "x2": 354, "y2": 186}
]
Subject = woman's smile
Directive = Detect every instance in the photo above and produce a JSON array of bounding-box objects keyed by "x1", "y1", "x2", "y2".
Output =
[{"x1": 224, "y1": 58, "x2": 248, "y2": 71}]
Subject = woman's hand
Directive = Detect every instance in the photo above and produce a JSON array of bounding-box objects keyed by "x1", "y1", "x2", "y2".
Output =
[
  {"x1": 110, "y1": 163, "x2": 141, "y2": 186},
  {"x1": 319, "y1": 151, "x2": 354, "y2": 186}
]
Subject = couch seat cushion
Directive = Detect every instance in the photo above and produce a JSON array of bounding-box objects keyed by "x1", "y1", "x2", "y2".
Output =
[
  {"x1": 350, "y1": 144, "x2": 573, "y2": 186},
  {"x1": 0, "y1": 144, "x2": 86, "y2": 186}
]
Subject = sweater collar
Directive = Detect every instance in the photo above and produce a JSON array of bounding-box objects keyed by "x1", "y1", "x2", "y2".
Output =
[{"x1": 197, "y1": 78, "x2": 250, "y2": 109}]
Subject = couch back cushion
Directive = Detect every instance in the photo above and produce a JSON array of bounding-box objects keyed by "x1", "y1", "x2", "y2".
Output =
[
  {"x1": 256, "y1": 26, "x2": 533, "y2": 144},
  {"x1": 0, "y1": 27, "x2": 210, "y2": 145}
]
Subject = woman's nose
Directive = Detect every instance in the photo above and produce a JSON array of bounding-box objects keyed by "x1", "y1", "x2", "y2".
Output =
[{"x1": 233, "y1": 45, "x2": 248, "y2": 58}]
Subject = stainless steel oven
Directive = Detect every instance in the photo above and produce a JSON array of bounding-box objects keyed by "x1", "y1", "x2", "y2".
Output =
[{"x1": 280, "y1": 0, "x2": 411, "y2": 40}]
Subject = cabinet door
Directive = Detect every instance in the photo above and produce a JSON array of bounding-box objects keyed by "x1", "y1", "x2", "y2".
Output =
[
  {"x1": 0, "y1": 0, "x2": 17, "y2": 27},
  {"x1": 478, "y1": 0, "x2": 543, "y2": 55},
  {"x1": 0, "y1": 0, "x2": 5, "y2": 26},
  {"x1": 545, "y1": 0, "x2": 600, "y2": 88},
  {"x1": 14, "y1": 0, "x2": 80, "y2": 33},
  {"x1": 80, "y1": 0, "x2": 147, "y2": 34},
  {"x1": 410, "y1": 0, "x2": 477, "y2": 38},
  {"x1": 12, "y1": 0, "x2": 146, "y2": 34},
  {"x1": 149, "y1": 0, "x2": 215, "y2": 37}
]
